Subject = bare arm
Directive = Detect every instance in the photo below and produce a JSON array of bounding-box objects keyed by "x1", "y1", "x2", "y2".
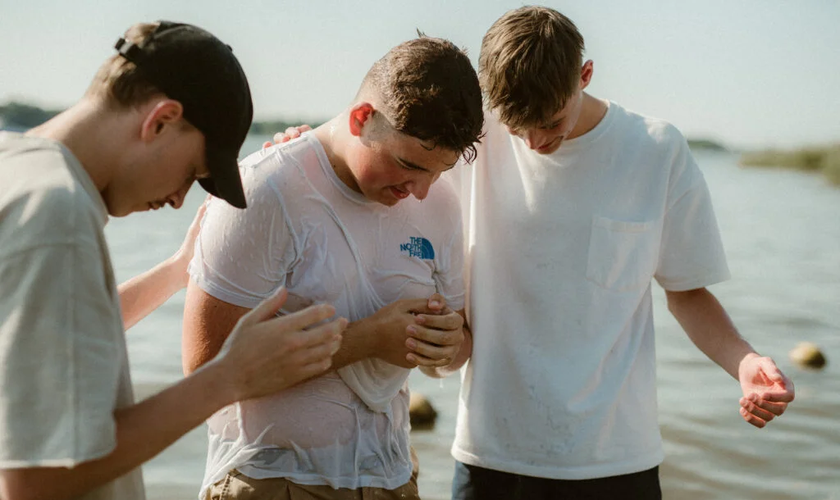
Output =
[
  {"x1": 667, "y1": 287, "x2": 794, "y2": 428},
  {"x1": 331, "y1": 295, "x2": 467, "y2": 371},
  {"x1": 119, "y1": 202, "x2": 205, "y2": 330},
  {"x1": 0, "y1": 289, "x2": 344, "y2": 500}
]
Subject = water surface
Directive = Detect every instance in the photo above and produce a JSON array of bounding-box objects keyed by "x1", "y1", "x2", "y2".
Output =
[{"x1": 106, "y1": 139, "x2": 840, "y2": 499}]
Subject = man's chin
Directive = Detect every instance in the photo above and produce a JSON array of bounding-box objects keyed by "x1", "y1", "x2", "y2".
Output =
[{"x1": 537, "y1": 140, "x2": 562, "y2": 155}]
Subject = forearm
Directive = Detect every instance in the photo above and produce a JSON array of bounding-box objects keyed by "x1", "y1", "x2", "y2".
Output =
[
  {"x1": 0, "y1": 362, "x2": 232, "y2": 500},
  {"x1": 666, "y1": 287, "x2": 756, "y2": 380},
  {"x1": 330, "y1": 316, "x2": 380, "y2": 370},
  {"x1": 420, "y1": 325, "x2": 472, "y2": 379},
  {"x1": 118, "y1": 255, "x2": 187, "y2": 330}
]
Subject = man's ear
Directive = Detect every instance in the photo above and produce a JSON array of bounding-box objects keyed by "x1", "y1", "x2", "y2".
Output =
[
  {"x1": 139, "y1": 99, "x2": 185, "y2": 143},
  {"x1": 347, "y1": 102, "x2": 376, "y2": 138},
  {"x1": 579, "y1": 60, "x2": 594, "y2": 91}
]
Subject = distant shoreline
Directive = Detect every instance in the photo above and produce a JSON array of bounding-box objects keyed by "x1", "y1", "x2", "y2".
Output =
[
  {"x1": 4, "y1": 100, "x2": 838, "y2": 187},
  {"x1": 740, "y1": 144, "x2": 840, "y2": 187}
]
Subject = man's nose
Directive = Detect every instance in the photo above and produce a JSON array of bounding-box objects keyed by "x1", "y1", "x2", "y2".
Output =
[
  {"x1": 407, "y1": 177, "x2": 433, "y2": 201},
  {"x1": 167, "y1": 181, "x2": 193, "y2": 209},
  {"x1": 524, "y1": 130, "x2": 546, "y2": 150}
]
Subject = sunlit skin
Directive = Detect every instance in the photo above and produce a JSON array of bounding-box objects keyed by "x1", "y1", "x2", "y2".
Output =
[
  {"x1": 314, "y1": 102, "x2": 460, "y2": 206},
  {"x1": 101, "y1": 102, "x2": 211, "y2": 217}
]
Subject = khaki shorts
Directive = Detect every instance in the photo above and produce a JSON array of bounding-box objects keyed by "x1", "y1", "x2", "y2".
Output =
[{"x1": 206, "y1": 448, "x2": 421, "y2": 500}]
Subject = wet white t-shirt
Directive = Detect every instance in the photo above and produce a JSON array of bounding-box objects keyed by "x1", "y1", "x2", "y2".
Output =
[
  {"x1": 189, "y1": 133, "x2": 465, "y2": 494},
  {"x1": 446, "y1": 102, "x2": 730, "y2": 480}
]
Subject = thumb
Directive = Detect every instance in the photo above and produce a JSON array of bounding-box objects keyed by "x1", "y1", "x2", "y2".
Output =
[
  {"x1": 428, "y1": 293, "x2": 446, "y2": 312},
  {"x1": 760, "y1": 358, "x2": 784, "y2": 381},
  {"x1": 239, "y1": 287, "x2": 288, "y2": 326}
]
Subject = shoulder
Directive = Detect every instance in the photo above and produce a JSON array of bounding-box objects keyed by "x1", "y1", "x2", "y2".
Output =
[
  {"x1": 236, "y1": 134, "x2": 324, "y2": 201},
  {"x1": 0, "y1": 137, "x2": 103, "y2": 254},
  {"x1": 614, "y1": 105, "x2": 687, "y2": 149}
]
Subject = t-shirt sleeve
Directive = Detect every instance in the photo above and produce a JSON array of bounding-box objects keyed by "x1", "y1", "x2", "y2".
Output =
[
  {"x1": 188, "y1": 163, "x2": 295, "y2": 309},
  {"x1": 654, "y1": 139, "x2": 731, "y2": 291},
  {"x1": 0, "y1": 218, "x2": 122, "y2": 467},
  {"x1": 432, "y1": 186, "x2": 467, "y2": 312}
]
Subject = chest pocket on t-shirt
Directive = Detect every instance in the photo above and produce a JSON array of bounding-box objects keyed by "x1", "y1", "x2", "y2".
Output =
[{"x1": 586, "y1": 216, "x2": 660, "y2": 292}]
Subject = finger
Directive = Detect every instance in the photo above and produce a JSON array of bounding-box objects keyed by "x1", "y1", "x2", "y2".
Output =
[
  {"x1": 761, "y1": 390, "x2": 795, "y2": 403},
  {"x1": 407, "y1": 324, "x2": 462, "y2": 347},
  {"x1": 757, "y1": 399, "x2": 788, "y2": 416},
  {"x1": 739, "y1": 407, "x2": 767, "y2": 428},
  {"x1": 739, "y1": 397, "x2": 776, "y2": 422},
  {"x1": 415, "y1": 311, "x2": 463, "y2": 330},
  {"x1": 289, "y1": 336, "x2": 343, "y2": 366},
  {"x1": 746, "y1": 394, "x2": 789, "y2": 416},
  {"x1": 427, "y1": 293, "x2": 446, "y2": 312},
  {"x1": 294, "y1": 317, "x2": 346, "y2": 348},
  {"x1": 406, "y1": 352, "x2": 452, "y2": 368},
  {"x1": 190, "y1": 201, "x2": 208, "y2": 228},
  {"x1": 298, "y1": 124, "x2": 313, "y2": 133},
  {"x1": 239, "y1": 288, "x2": 289, "y2": 325},
  {"x1": 288, "y1": 357, "x2": 335, "y2": 384},
  {"x1": 272, "y1": 132, "x2": 291, "y2": 144},
  {"x1": 262, "y1": 140, "x2": 272, "y2": 149},
  {"x1": 270, "y1": 311, "x2": 342, "y2": 341},
  {"x1": 401, "y1": 298, "x2": 446, "y2": 315},
  {"x1": 406, "y1": 337, "x2": 456, "y2": 361}
]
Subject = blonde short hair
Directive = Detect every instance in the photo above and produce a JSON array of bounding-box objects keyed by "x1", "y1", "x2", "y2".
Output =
[{"x1": 479, "y1": 6, "x2": 584, "y2": 129}]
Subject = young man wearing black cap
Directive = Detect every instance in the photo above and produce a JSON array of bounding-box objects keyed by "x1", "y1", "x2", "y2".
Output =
[{"x1": 0, "y1": 21, "x2": 345, "y2": 500}]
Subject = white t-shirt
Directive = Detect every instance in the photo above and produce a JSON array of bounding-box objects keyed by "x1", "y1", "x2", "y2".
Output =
[
  {"x1": 445, "y1": 102, "x2": 730, "y2": 480},
  {"x1": 0, "y1": 133, "x2": 144, "y2": 500},
  {"x1": 189, "y1": 133, "x2": 465, "y2": 494}
]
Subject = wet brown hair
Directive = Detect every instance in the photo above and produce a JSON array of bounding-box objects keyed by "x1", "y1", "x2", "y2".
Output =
[
  {"x1": 361, "y1": 35, "x2": 484, "y2": 162},
  {"x1": 479, "y1": 6, "x2": 584, "y2": 130}
]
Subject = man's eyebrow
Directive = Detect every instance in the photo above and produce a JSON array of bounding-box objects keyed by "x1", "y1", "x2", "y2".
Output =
[
  {"x1": 542, "y1": 117, "x2": 563, "y2": 128},
  {"x1": 397, "y1": 157, "x2": 431, "y2": 172}
]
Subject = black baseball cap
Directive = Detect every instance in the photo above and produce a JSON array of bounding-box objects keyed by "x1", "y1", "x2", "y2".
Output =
[{"x1": 115, "y1": 21, "x2": 252, "y2": 208}]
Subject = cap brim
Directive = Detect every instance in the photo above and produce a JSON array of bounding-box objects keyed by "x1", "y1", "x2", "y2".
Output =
[{"x1": 200, "y1": 142, "x2": 247, "y2": 209}]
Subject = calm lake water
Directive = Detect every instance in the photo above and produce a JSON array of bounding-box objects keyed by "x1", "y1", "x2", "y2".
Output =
[{"x1": 105, "y1": 136, "x2": 840, "y2": 500}]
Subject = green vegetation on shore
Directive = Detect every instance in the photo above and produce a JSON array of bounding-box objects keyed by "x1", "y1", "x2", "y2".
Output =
[
  {"x1": 0, "y1": 100, "x2": 324, "y2": 137},
  {"x1": 740, "y1": 144, "x2": 840, "y2": 186},
  {"x1": 687, "y1": 138, "x2": 728, "y2": 152},
  {"x1": 0, "y1": 102, "x2": 61, "y2": 130}
]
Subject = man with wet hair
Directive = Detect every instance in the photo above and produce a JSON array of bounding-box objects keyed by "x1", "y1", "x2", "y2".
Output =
[
  {"x1": 0, "y1": 21, "x2": 345, "y2": 500},
  {"x1": 183, "y1": 35, "x2": 484, "y2": 500}
]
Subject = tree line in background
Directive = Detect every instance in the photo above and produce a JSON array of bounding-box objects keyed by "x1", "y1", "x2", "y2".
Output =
[
  {"x1": 2, "y1": 100, "x2": 837, "y2": 187},
  {"x1": 0, "y1": 100, "x2": 322, "y2": 137}
]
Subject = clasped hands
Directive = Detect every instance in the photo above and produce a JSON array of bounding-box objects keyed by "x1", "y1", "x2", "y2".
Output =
[{"x1": 368, "y1": 293, "x2": 465, "y2": 369}]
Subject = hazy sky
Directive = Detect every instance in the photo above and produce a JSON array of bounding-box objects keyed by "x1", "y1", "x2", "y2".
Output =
[{"x1": 2, "y1": 0, "x2": 838, "y2": 149}]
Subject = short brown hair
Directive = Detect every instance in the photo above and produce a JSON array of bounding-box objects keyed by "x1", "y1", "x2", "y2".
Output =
[
  {"x1": 86, "y1": 22, "x2": 163, "y2": 108},
  {"x1": 479, "y1": 6, "x2": 585, "y2": 130},
  {"x1": 362, "y1": 36, "x2": 484, "y2": 162}
]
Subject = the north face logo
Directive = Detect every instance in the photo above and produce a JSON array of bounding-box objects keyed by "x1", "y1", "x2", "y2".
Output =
[{"x1": 400, "y1": 237, "x2": 435, "y2": 260}]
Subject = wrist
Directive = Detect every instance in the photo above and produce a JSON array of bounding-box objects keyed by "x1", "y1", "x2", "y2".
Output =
[
  {"x1": 190, "y1": 355, "x2": 240, "y2": 409},
  {"x1": 167, "y1": 252, "x2": 191, "y2": 290}
]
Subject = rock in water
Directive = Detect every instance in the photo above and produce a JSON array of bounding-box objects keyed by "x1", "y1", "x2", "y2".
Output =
[
  {"x1": 789, "y1": 342, "x2": 827, "y2": 369},
  {"x1": 409, "y1": 393, "x2": 437, "y2": 430}
]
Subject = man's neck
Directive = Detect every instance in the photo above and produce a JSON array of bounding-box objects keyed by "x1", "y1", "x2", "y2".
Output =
[
  {"x1": 26, "y1": 98, "x2": 121, "y2": 194},
  {"x1": 313, "y1": 115, "x2": 360, "y2": 192},
  {"x1": 567, "y1": 92, "x2": 608, "y2": 141}
]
